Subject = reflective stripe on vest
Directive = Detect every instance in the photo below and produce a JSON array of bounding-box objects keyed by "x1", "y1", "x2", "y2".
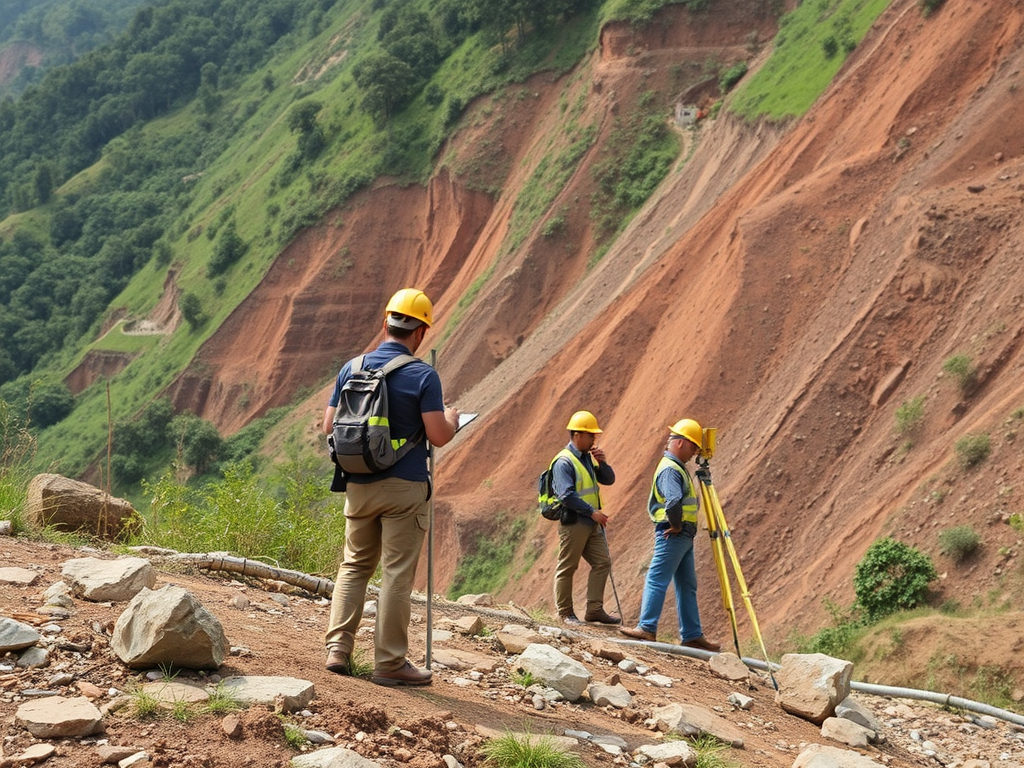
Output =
[
  {"x1": 556, "y1": 448, "x2": 602, "y2": 510},
  {"x1": 648, "y1": 456, "x2": 697, "y2": 524}
]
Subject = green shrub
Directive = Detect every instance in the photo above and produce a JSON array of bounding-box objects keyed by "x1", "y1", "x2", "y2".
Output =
[
  {"x1": 942, "y1": 354, "x2": 976, "y2": 394},
  {"x1": 938, "y1": 525, "x2": 981, "y2": 562},
  {"x1": 718, "y1": 62, "x2": 748, "y2": 93},
  {"x1": 955, "y1": 433, "x2": 990, "y2": 469},
  {"x1": 139, "y1": 458, "x2": 346, "y2": 575},
  {"x1": 894, "y1": 395, "x2": 925, "y2": 436},
  {"x1": 180, "y1": 292, "x2": 205, "y2": 330},
  {"x1": 798, "y1": 597, "x2": 862, "y2": 659},
  {"x1": 854, "y1": 537, "x2": 937, "y2": 622},
  {"x1": 918, "y1": 0, "x2": 946, "y2": 16}
]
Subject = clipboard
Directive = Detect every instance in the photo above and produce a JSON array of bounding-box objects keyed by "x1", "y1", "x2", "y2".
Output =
[{"x1": 457, "y1": 412, "x2": 478, "y2": 432}]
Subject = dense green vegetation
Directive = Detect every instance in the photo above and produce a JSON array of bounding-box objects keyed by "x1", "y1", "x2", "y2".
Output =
[{"x1": 730, "y1": 0, "x2": 891, "y2": 120}]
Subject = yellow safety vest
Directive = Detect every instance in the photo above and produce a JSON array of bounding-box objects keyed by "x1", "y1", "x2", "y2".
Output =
[
  {"x1": 555, "y1": 448, "x2": 603, "y2": 510},
  {"x1": 648, "y1": 456, "x2": 697, "y2": 524}
]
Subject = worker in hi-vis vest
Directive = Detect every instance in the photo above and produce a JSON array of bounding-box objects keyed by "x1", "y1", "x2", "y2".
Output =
[
  {"x1": 620, "y1": 418, "x2": 720, "y2": 651},
  {"x1": 550, "y1": 410, "x2": 620, "y2": 626}
]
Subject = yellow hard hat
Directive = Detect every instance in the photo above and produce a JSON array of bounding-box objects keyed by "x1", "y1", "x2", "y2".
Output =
[
  {"x1": 668, "y1": 418, "x2": 702, "y2": 448},
  {"x1": 385, "y1": 288, "x2": 433, "y2": 328},
  {"x1": 566, "y1": 411, "x2": 602, "y2": 433}
]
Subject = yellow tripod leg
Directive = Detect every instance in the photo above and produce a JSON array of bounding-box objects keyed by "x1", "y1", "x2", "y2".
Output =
[
  {"x1": 700, "y1": 481, "x2": 741, "y2": 654},
  {"x1": 703, "y1": 477, "x2": 778, "y2": 689}
]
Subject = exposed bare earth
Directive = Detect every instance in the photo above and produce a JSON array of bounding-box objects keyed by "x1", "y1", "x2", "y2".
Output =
[
  {"x1": 77, "y1": 0, "x2": 1024, "y2": 723},
  {"x1": 2, "y1": 537, "x2": 1023, "y2": 768}
]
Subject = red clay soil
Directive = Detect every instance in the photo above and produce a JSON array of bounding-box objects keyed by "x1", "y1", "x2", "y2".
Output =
[{"x1": 150, "y1": 0, "x2": 1024, "y2": 699}]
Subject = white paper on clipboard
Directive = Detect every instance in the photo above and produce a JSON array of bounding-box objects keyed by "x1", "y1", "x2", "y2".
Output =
[{"x1": 457, "y1": 413, "x2": 478, "y2": 432}]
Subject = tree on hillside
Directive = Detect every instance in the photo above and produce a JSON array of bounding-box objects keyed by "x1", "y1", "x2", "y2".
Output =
[
  {"x1": 287, "y1": 100, "x2": 326, "y2": 160},
  {"x1": 352, "y1": 50, "x2": 417, "y2": 126},
  {"x1": 208, "y1": 220, "x2": 249, "y2": 276},
  {"x1": 171, "y1": 413, "x2": 223, "y2": 476}
]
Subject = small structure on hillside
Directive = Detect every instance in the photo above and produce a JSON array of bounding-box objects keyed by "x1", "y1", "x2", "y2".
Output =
[{"x1": 675, "y1": 104, "x2": 700, "y2": 126}]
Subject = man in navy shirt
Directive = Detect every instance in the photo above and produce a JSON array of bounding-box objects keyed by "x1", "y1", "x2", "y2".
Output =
[{"x1": 321, "y1": 289, "x2": 459, "y2": 686}]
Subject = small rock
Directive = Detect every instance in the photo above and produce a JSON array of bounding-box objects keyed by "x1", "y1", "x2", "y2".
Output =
[
  {"x1": 727, "y1": 692, "x2": 754, "y2": 710},
  {"x1": 222, "y1": 713, "x2": 243, "y2": 739},
  {"x1": 78, "y1": 680, "x2": 105, "y2": 699},
  {"x1": 16, "y1": 742, "x2": 57, "y2": 763}
]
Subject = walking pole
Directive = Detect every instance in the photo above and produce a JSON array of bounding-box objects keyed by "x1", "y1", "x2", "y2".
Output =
[
  {"x1": 601, "y1": 528, "x2": 624, "y2": 622},
  {"x1": 426, "y1": 349, "x2": 436, "y2": 669}
]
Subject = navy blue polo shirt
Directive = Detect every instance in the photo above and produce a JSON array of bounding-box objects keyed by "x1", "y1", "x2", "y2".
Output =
[{"x1": 328, "y1": 341, "x2": 444, "y2": 483}]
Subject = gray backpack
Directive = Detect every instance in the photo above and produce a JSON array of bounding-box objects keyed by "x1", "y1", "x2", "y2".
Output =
[{"x1": 329, "y1": 353, "x2": 422, "y2": 474}]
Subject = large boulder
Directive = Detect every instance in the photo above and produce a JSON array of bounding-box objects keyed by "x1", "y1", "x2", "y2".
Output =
[
  {"x1": 111, "y1": 585, "x2": 227, "y2": 670},
  {"x1": 775, "y1": 653, "x2": 853, "y2": 724},
  {"x1": 516, "y1": 644, "x2": 591, "y2": 702},
  {"x1": 25, "y1": 474, "x2": 139, "y2": 540}
]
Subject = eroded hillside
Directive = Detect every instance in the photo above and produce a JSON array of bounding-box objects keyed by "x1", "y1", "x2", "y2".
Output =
[{"x1": 160, "y1": 0, "x2": 1024, "y2": 686}]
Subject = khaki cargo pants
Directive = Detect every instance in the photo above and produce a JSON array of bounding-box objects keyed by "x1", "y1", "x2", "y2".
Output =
[
  {"x1": 554, "y1": 519, "x2": 611, "y2": 617},
  {"x1": 324, "y1": 477, "x2": 429, "y2": 673}
]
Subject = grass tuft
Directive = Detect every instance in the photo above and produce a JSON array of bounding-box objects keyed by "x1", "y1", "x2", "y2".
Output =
[{"x1": 480, "y1": 730, "x2": 584, "y2": 768}]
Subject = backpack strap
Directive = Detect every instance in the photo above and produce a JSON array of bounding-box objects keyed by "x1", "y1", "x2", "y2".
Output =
[
  {"x1": 351, "y1": 354, "x2": 365, "y2": 374},
  {"x1": 378, "y1": 353, "x2": 420, "y2": 375},
  {"x1": 377, "y1": 353, "x2": 424, "y2": 453}
]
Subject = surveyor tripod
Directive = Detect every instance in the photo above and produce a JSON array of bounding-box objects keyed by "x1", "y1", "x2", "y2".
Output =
[{"x1": 694, "y1": 453, "x2": 777, "y2": 689}]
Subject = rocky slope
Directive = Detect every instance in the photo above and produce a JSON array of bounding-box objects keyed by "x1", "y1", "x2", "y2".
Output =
[{"x1": 1, "y1": 537, "x2": 1022, "y2": 768}]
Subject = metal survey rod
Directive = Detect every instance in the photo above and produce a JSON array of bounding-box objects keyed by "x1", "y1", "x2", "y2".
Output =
[{"x1": 426, "y1": 348, "x2": 436, "y2": 669}]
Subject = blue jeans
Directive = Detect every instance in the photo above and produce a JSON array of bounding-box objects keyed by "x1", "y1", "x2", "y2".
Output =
[{"x1": 635, "y1": 528, "x2": 704, "y2": 642}]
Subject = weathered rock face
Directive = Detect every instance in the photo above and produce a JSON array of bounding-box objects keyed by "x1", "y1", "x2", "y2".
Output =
[
  {"x1": 25, "y1": 474, "x2": 139, "y2": 540},
  {"x1": 110, "y1": 585, "x2": 228, "y2": 670}
]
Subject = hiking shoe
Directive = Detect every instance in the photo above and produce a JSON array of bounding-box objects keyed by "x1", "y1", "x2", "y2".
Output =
[
  {"x1": 371, "y1": 661, "x2": 432, "y2": 687},
  {"x1": 325, "y1": 649, "x2": 351, "y2": 676},
  {"x1": 619, "y1": 625, "x2": 656, "y2": 642},
  {"x1": 584, "y1": 609, "x2": 621, "y2": 625},
  {"x1": 681, "y1": 636, "x2": 721, "y2": 652},
  {"x1": 560, "y1": 613, "x2": 583, "y2": 626}
]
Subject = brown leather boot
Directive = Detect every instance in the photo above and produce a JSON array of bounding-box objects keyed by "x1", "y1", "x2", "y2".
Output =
[
  {"x1": 619, "y1": 625, "x2": 656, "y2": 641},
  {"x1": 325, "y1": 649, "x2": 351, "y2": 675},
  {"x1": 584, "y1": 608, "x2": 621, "y2": 625},
  {"x1": 681, "y1": 635, "x2": 721, "y2": 652},
  {"x1": 371, "y1": 660, "x2": 432, "y2": 687}
]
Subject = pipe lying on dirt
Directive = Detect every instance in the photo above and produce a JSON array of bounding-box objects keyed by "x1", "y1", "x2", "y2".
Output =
[{"x1": 613, "y1": 638, "x2": 1024, "y2": 728}]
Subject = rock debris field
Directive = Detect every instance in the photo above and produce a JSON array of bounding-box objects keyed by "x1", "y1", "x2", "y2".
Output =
[{"x1": 1, "y1": 537, "x2": 1022, "y2": 768}]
